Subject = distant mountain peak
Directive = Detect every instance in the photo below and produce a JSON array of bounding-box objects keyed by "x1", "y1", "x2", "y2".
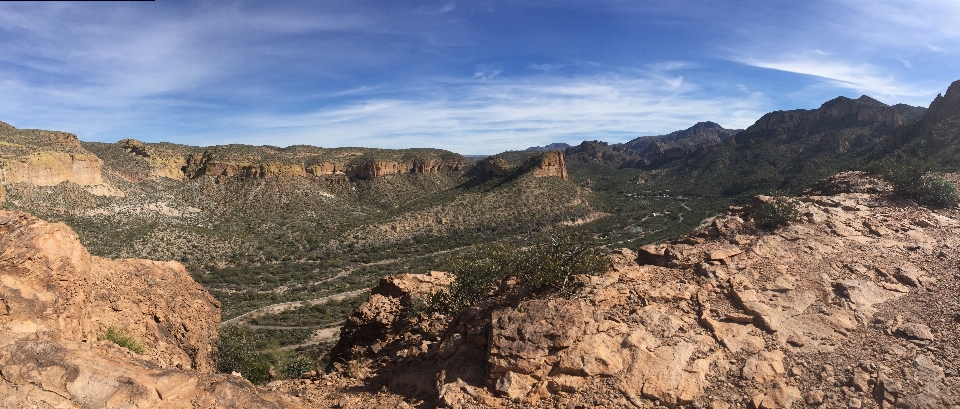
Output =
[
  {"x1": 525, "y1": 142, "x2": 571, "y2": 152},
  {"x1": 690, "y1": 121, "x2": 723, "y2": 129}
]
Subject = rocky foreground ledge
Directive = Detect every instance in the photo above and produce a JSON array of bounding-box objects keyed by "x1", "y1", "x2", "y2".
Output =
[
  {"x1": 0, "y1": 211, "x2": 303, "y2": 408},
  {"x1": 277, "y1": 172, "x2": 960, "y2": 409}
]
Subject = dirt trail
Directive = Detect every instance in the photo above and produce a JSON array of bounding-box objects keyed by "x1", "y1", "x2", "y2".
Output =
[
  {"x1": 278, "y1": 327, "x2": 342, "y2": 351},
  {"x1": 220, "y1": 288, "x2": 368, "y2": 326}
]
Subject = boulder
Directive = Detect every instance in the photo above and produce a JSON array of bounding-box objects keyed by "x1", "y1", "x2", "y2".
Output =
[{"x1": 0, "y1": 210, "x2": 303, "y2": 407}]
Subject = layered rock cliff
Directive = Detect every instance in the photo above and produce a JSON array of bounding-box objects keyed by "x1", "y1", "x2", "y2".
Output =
[
  {"x1": 0, "y1": 210, "x2": 304, "y2": 407},
  {"x1": 181, "y1": 147, "x2": 471, "y2": 180},
  {"x1": 0, "y1": 127, "x2": 109, "y2": 187},
  {"x1": 284, "y1": 171, "x2": 960, "y2": 409},
  {"x1": 479, "y1": 150, "x2": 568, "y2": 179},
  {"x1": 2, "y1": 151, "x2": 104, "y2": 186}
]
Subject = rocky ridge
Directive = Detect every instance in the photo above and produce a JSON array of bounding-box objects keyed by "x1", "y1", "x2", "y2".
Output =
[
  {"x1": 622, "y1": 122, "x2": 741, "y2": 168},
  {"x1": 0, "y1": 210, "x2": 304, "y2": 408},
  {"x1": 479, "y1": 150, "x2": 569, "y2": 179},
  {"x1": 886, "y1": 79, "x2": 960, "y2": 167},
  {"x1": 280, "y1": 171, "x2": 960, "y2": 409}
]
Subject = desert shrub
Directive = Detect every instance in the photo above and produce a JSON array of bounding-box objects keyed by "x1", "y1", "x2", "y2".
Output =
[
  {"x1": 753, "y1": 194, "x2": 801, "y2": 229},
  {"x1": 869, "y1": 158, "x2": 960, "y2": 207},
  {"x1": 98, "y1": 325, "x2": 145, "y2": 354},
  {"x1": 917, "y1": 176, "x2": 960, "y2": 207},
  {"x1": 429, "y1": 233, "x2": 609, "y2": 314},
  {"x1": 216, "y1": 325, "x2": 314, "y2": 384}
]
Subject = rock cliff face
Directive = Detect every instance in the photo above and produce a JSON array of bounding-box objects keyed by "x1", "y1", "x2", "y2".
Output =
[
  {"x1": 886, "y1": 79, "x2": 960, "y2": 167},
  {"x1": 0, "y1": 210, "x2": 304, "y2": 407},
  {"x1": 479, "y1": 150, "x2": 569, "y2": 179},
  {"x1": 0, "y1": 127, "x2": 125, "y2": 196},
  {"x1": 288, "y1": 171, "x2": 960, "y2": 409},
  {"x1": 528, "y1": 150, "x2": 567, "y2": 179},
  {"x1": 184, "y1": 151, "x2": 470, "y2": 180},
  {"x1": 2, "y1": 151, "x2": 104, "y2": 186}
]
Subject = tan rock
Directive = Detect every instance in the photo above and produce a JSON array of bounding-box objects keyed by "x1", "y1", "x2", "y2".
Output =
[
  {"x1": 896, "y1": 322, "x2": 934, "y2": 341},
  {"x1": 742, "y1": 350, "x2": 787, "y2": 384},
  {"x1": 489, "y1": 299, "x2": 595, "y2": 378},
  {"x1": 731, "y1": 275, "x2": 816, "y2": 332},
  {"x1": 834, "y1": 279, "x2": 899, "y2": 317},
  {"x1": 557, "y1": 331, "x2": 625, "y2": 376},
  {"x1": 439, "y1": 379, "x2": 488, "y2": 408},
  {"x1": 495, "y1": 371, "x2": 536, "y2": 401},
  {"x1": 0, "y1": 210, "x2": 303, "y2": 407},
  {"x1": 703, "y1": 317, "x2": 765, "y2": 353},
  {"x1": 742, "y1": 351, "x2": 801, "y2": 409},
  {"x1": 805, "y1": 389, "x2": 825, "y2": 405},
  {"x1": 529, "y1": 150, "x2": 568, "y2": 179},
  {"x1": 849, "y1": 367, "x2": 871, "y2": 393},
  {"x1": 374, "y1": 271, "x2": 454, "y2": 302},
  {"x1": 546, "y1": 375, "x2": 587, "y2": 394},
  {"x1": 893, "y1": 263, "x2": 926, "y2": 287},
  {"x1": 706, "y1": 245, "x2": 742, "y2": 261},
  {"x1": 3, "y1": 151, "x2": 104, "y2": 186},
  {"x1": 618, "y1": 337, "x2": 714, "y2": 406}
]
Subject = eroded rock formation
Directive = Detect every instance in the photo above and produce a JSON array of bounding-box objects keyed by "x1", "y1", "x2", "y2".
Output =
[
  {"x1": 0, "y1": 211, "x2": 304, "y2": 408},
  {"x1": 2, "y1": 152, "x2": 104, "y2": 186},
  {"x1": 529, "y1": 150, "x2": 567, "y2": 179}
]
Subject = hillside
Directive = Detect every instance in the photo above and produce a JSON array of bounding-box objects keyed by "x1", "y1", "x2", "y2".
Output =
[{"x1": 282, "y1": 171, "x2": 960, "y2": 408}]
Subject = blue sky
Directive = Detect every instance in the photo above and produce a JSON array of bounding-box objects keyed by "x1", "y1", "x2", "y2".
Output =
[{"x1": 0, "y1": 1, "x2": 958, "y2": 154}]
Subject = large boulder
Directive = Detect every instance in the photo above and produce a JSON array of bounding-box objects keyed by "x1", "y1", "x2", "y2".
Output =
[{"x1": 0, "y1": 210, "x2": 304, "y2": 407}]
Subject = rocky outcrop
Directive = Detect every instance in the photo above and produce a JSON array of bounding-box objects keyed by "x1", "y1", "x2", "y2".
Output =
[
  {"x1": 886, "y1": 79, "x2": 960, "y2": 166},
  {"x1": 0, "y1": 210, "x2": 305, "y2": 407},
  {"x1": 306, "y1": 161, "x2": 343, "y2": 176},
  {"x1": 478, "y1": 150, "x2": 569, "y2": 179},
  {"x1": 185, "y1": 152, "x2": 309, "y2": 179},
  {"x1": 2, "y1": 151, "x2": 104, "y2": 186},
  {"x1": 479, "y1": 156, "x2": 512, "y2": 176},
  {"x1": 117, "y1": 139, "x2": 189, "y2": 180},
  {"x1": 528, "y1": 150, "x2": 567, "y2": 179},
  {"x1": 185, "y1": 153, "x2": 470, "y2": 180},
  {"x1": 299, "y1": 171, "x2": 960, "y2": 408},
  {"x1": 346, "y1": 157, "x2": 470, "y2": 179}
]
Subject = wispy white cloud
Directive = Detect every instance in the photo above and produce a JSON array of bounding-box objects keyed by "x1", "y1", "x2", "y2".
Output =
[
  {"x1": 739, "y1": 56, "x2": 938, "y2": 101},
  {"x1": 725, "y1": 0, "x2": 959, "y2": 106},
  {"x1": 2, "y1": 0, "x2": 956, "y2": 155},
  {"x1": 220, "y1": 73, "x2": 769, "y2": 154},
  {"x1": 837, "y1": 0, "x2": 960, "y2": 47}
]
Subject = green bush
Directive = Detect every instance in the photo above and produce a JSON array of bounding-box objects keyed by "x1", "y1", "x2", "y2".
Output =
[
  {"x1": 428, "y1": 233, "x2": 609, "y2": 314},
  {"x1": 869, "y1": 158, "x2": 960, "y2": 208},
  {"x1": 917, "y1": 176, "x2": 960, "y2": 207},
  {"x1": 753, "y1": 194, "x2": 801, "y2": 229},
  {"x1": 216, "y1": 325, "x2": 314, "y2": 385},
  {"x1": 98, "y1": 325, "x2": 145, "y2": 354}
]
